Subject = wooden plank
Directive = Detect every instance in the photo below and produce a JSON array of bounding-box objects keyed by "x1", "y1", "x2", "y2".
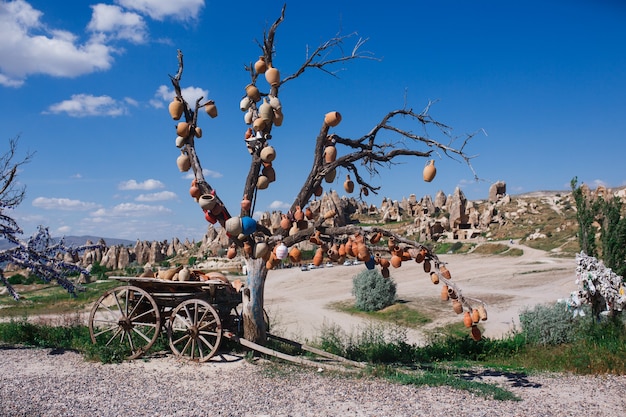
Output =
[{"x1": 267, "y1": 333, "x2": 366, "y2": 368}]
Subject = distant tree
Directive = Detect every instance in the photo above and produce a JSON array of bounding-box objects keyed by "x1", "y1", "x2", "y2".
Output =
[
  {"x1": 571, "y1": 176, "x2": 626, "y2": 277},
  {"x1": 571, "y1": 177, "x2": 599, "y2": 257},
  {"x1": 0, "y1": 137, "x2": 95, "y2": 300},
  {"x1": 167, "y1": 5, "x2": 485, "y2": 344}
]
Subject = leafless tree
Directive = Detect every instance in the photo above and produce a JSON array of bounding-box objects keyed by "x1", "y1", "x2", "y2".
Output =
[{"x1": 168, "y1": 5, "x2": 485, "y2": 344}]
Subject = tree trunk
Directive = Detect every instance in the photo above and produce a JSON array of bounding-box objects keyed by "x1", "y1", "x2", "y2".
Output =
[{"x1": 242, "y1": 257, "x2": 268, "y2": 344}]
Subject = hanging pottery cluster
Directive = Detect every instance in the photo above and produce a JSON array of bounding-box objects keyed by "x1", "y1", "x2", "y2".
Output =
[
  {"x1": 267, "y1": 226, "x2": 487, "y2": 341},
  {"x1": 240, "y1": 56, "x2": 284, "y2": 192},
  {"x1": 169, "y1": 95, "x2": 218, "y2": 172}
]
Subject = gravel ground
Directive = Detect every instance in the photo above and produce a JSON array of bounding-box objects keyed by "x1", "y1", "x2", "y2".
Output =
[{"x1": 1, "y1": 347, "x2": 625, "y2": 417}]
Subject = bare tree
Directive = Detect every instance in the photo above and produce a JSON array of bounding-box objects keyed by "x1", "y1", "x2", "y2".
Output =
[
  {"x1": 0, "y1": 137, "x2": 96, "y2": 300},
  {"x1": 168, "y1": 5, "x2": 485, "y2": 344}
]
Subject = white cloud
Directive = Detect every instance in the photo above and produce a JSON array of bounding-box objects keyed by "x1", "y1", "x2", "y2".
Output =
[
  {"x1": 118, "y1": 179, "x2": 165, "y2": 190},
  {"x1": 32, "y1": 197, "x2": 100, "y2": 211},
  {"x1": 183, "y1": 169, "x2": 223, "y2": 181},
  {"x1": 92, "y1": 203, "x2": 172, "y2": 217},
  {"x1": 0, "y1": 0, "x2": 115, "y2": 87},
  {"x1": 45, "y1": 94, "x2": 128, "y2": 117},
  {"x1": 116, "y1": 0, "x2": 205, "y2": 21},
  {"x1": 56, "y1": 225, "x2": 71, "y2": 234},
  {"x1": 88, "y1": 4, "x2": 147, "y2": 44},
  {"x1": 268, "y1": 200, "x2": 290, "y2": 210},
  {"x1": 136, "y1": 191, "x2": 177, "y2": 202},
  {"x1": 154, "y1": 84, "x2": 209, "y2": 109}
]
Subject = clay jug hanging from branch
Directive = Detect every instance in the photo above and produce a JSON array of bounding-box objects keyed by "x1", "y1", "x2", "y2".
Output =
[
  {"x1": 324, "y1": 145, "x2": 337, "y2": 163},
  {"x1": 204, "y1": 101, "x2": 218, "y2": 118},
  {"x1": 265, "y1": 65, "x2": 280, "y2": 87},
  {"x1": 176, "y1": 151, "x2": 191, "y2": 172},
  {"x1": 168, "y1": 97, "x2": 184, "y2": 120},
  {"x1": 324, "y1": 111, "x2": 342, "y2": 127},
  {"x1": 344, "y1": 174, "x2": 354, "y2": 193},
  {"x1": 423, "y1": 160, "x2": 437, "y2": 182},
  {"x1": 254, "y1": 56, "x2": 267, "y2": 74}
]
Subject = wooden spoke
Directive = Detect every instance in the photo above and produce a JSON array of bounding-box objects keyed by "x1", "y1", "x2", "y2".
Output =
[
  {"x1": 88, "y1": 285, "x2": 161, "y2": 359},
  {"x1": 168, "y1": 299, "x2": 222, "y2": 362}
]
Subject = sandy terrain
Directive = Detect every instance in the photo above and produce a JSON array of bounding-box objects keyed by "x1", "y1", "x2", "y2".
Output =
[{"x1": 263, "y1": 241, "x2": 577, "y2": 344}]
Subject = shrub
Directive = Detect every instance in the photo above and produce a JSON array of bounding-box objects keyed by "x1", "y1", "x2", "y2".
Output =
[
  {"x1": 519, "y1": 302, "x2": 586, "y2": 346},
  {"x1": 352, "y1": 269, "x2": 396, "y2": 312}
]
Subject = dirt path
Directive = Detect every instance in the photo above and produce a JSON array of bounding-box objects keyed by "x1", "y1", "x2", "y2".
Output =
[{"x1": 264, "y1": 242, "x2": 577, "y2": 343}]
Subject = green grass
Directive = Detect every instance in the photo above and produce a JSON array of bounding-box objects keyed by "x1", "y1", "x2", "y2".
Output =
[
  {"x1": 0, "y1": 280, "x2": 119, "y2": 318},
  {"x1": 329, "y1": 300, "x2": 432, "y2": 328}
]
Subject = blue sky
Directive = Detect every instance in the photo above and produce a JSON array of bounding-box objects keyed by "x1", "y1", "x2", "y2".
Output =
[{"x1": 1, "y1": 0, "x2": 625, "y2": 242}]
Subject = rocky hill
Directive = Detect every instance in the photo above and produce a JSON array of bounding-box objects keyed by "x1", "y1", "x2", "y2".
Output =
[{"x1": 16, "y1": 181, "x2": 623, "y2": 276}]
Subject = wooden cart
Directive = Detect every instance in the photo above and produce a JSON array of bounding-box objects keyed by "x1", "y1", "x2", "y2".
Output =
[
  {"x1": 89, "y1": 276, "x2": 365, "y2": 370},
  {"x1": 88, "y1": 276, "x2": 243, "y2": 362}
]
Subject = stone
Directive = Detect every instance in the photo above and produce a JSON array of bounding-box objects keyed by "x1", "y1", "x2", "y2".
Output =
[{"x1": 488, "y1": 181, "x2": 507, "y2": 202}]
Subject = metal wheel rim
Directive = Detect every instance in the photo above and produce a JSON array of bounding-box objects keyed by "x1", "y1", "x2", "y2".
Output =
[
  {"x1": 88, "y1": 285, "x2": 161, "y2": 359},
  {"x1": 168, "y1": 299, "x2": 222, "y2": 362}
]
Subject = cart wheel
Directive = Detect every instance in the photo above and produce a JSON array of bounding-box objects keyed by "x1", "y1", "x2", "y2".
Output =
[
  {"x1": 168, "y1": 299, "x2": 222, "y2": 362},
  {"x1": 88, "y1": 285, "x2": 161, "y2": 359}
]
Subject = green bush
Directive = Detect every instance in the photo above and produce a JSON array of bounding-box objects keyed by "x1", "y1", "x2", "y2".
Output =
[
  {"x1": 519, "y1": 302, "x2": 586, "y2": 346},
  {"x1": 352, "y1": 269, "x2": 396, "y2": 312}
]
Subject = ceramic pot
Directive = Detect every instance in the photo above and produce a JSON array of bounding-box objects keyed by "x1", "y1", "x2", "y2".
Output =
[
  {"x1": 254, "y1": 56, "x2": 267, "y2": 74},
  {"x1": 259, "y1": 99, "x2": 273, "y2": 122},
  {"x1": 430, "y1": 272, "x2": 439, "y2": 285},
  {"x1": 294, "y1": 206, "x2": 304, "y2": 221},
  {"x1": 324, "y1": 111, "x2": 342, "y2": 127},
  {"x1": 226, "y1": 244, "x2": 237, "y2": 259},
  {"x1": 194, "y1": 126, "x2": 202, "y2": 138},
  {"x1": 381, "y1": 266, "x2": 390, "y2": 278},
  {"x1": 470, "y1": 325, "x2": 482, "y2": 341},
  {"x1": 313, "y1": 185, "x2": 323, "y2": 196},
  {"x1": 275, "y1": 242, "x2": 288, "y2": 260},
  {"x1": 343, "y1": 174, "x2": 354, "y2": 193},
  {"x1": 262, "y1": 165, "x2": 276, "y2": 182},
  {"x1": 265, "y1": 66, "x2": 280, "y2": 87},
  {"x1": 268, "y1": 95, "x2": 281, "y2": 110},
  {"x1": 324, "y1": 168, "x2": 336, "y2": 183},
  {"x1": 175, "y1": 135, "x2": 186, "y2": 148},
  {"x1": 177, "y1": 152, "x2": 191, "y2": 172},
  {"x1": 253, "y1": 241, "x2": 269, "y2": 259},
  {"x1": 440, "y1": 285, "x2": 449, "y2": 301},
  {"x1": 477, "y1": 305, "x2": 488, "y2": 321},
  {"x1": 463, "y1": 311, "x2": 473, "y2": 328},
  {"x1": 198, "y1": 194, "x2": 217, "y2": 211},
  {"x1": 423, "y1": 260, "x2": 432, "y2": 273},
  {"x1": 204, "y1": 210, "x2": 217, "y2": 224},
  {"x1": 280, "y1": 215, "x2": 291, "y2": 230},
  {"x1": 241, "y1": 195, "x2": 251, "y2": 212},
  {"x1": 440, "y1": 265, "x2": 451, "y2": 279},
  {"x1": 309, "y1": 231, "x2": 322, "y2": 245},
  {"x1": 257, "y1": 175, "x2": 270, "y2": 190},
  {"x1": 289, "y1": 223, "x2": 299, "y2": 236},
  {"x1": 240, "y1": 96, "x2": 252, "y2": 111},
  {"x1": 304, "y1": 207, "x2": 313, "y2": 220},
  {"x1": 245, "y1": 84, "x2": 261, "y2": 102},
  {"x1": 378, "y1": 257, "x2": 390, "y2": 269},
  {"x1": 178, "y1": 267, "x2": 190, "y2": 282},
  {"x1": 390, "y1": 254, "x2": 402, "y2": 268},
  {"x1": 447, "y1": 287, "x2": 458, "y2": 299},
  {"x1": 260, "y1": 146, "x2": 276, "y2": 163},
  {"x1": 324, "y1": 145, "x2": 337, "y2": 163},
  {"x1": 370, "y1": 232, "x2": 382, "y2": 244},
  {"x1": 471, "y1": 308, "x2": 480, "y2": 324},
  {"x1": 225, "y1": 216, "x2": 243, "y2": 236},
  {"x1": 189, "y1": 180, "x2": 201, "y2": 200},
  {"x1": 273, "y1": 108, "x2": 283, "y2": 126},
  {"x1": 241, "y1": 216, "x2": 257, "y2": 235},
  {"x1": 205, "y1": 101, "x2": 217, "y2": 118},
  {"x1": 452, "y1": 300, "x2": 463, "y2": 314},
  {"x1": 313, "y1": 247, "x2": 324, "y2": 266},
  {"x1": 168, "y1": 98, "x2": 184, "y2": 120},
  {"x1": 176, "y1": 122, "x2": 191, "y2": 137},
  {"x1": 253, "y1": 117, "x2": 266, "y2": 132},
  {"x1": 289, "y1": 247, "x2": 301, "y2": 263},
  {"x1": 361, "y1": 186, "x2": 369, "y2": 197},
  {"x1": 423, "y1": 159, "x2": 437, "y2": 182},
  {"x1": 244, "y1": 109, "x2": 253, "y2": 124}
]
